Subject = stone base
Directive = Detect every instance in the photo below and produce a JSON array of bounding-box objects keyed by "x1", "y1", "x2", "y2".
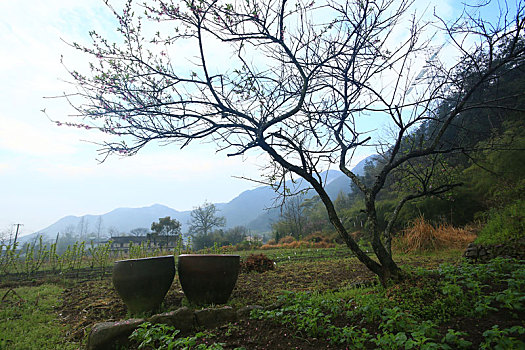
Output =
[
  {"x1": 87, "y1": 319, "x2": 145, "y2": 350},
  {"x1": 87, "y1": 305, "x2": 262, "y2": 350},
  {"x1": 463, "y1": 238, "x2": 525, "y2": 263}
]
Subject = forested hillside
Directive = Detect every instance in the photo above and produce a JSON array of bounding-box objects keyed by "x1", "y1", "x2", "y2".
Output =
[{"x1": 270, "y1": 37, "x2": 525, "y2": 247}]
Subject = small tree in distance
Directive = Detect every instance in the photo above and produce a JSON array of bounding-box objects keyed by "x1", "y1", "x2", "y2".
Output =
[
  {"x1": 55, "y1": 0, "x2": 525, "y2": 284},
  {"x1": 273, "y1": 195, "x2": 307, "y2": 240},
  {"x1": 188, "y1": 202, "x2": 226, "y2": 237},
  {"x1": 0, "y1": 227, "x2": 11, "y2": 245},
  {"x1": 150, "y1": 216, "x2": 182, "y2": 246},
  {"x1": 130, "y1": 227, "x2": 150, "y2": 236}
]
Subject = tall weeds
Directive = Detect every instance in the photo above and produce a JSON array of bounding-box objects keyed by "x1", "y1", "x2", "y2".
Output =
[{"x1": 394, "y1": 216, "x2": 476, "y2": 253}]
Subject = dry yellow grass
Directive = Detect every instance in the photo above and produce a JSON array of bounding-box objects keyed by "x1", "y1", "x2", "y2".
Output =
[{"x1": 394, "y1": 216, "x2": 477, "y2": 253}]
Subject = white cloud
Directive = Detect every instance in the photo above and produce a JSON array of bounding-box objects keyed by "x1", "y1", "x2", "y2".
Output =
[
  {"x1": 0, "y1": 113, "x2": 81, "y2": 156},
  {"x1": 33, "y1": 144, "x2": 262, "y2": 183},
  {"x1": 0, "y1": 163, "x2": 10, "y2": 174}
]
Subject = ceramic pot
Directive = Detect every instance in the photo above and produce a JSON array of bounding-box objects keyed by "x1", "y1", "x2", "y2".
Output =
[
  {"x1": 112, "y1": 255, "x2": 175, "y2": 315},
  {"x1": 177, "y1": 254, "x2": 240, "y2": 305}
]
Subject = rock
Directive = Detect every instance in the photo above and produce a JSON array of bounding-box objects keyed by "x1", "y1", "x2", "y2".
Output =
[
  {"x1": 478, "y1": 246, "x2": 489, "y2": 258},
  {"x1": 264, "y1": 302, "x2": 284, "y2": 311},
  {"x1": 464, "y1": 243, "x2": 482, "y2": 261},
  {"x1": 195, "y1": 306, "x2": 237, "y2": 329},
  {"x1": 87, "y1": 318, "x2": 144, "y2": 350},
  {"x1": 463, "y1": 238, "x2": 525, "y2": 263},
  {"x1": 236, "y1": 305, "x2": 263, "y2": 319},
  {"x1": 464, "y1": 243, "x2": 477, "y2": 257},
  {"x1": 148, "y1": 306, "x2": 196, "y2": 331}
]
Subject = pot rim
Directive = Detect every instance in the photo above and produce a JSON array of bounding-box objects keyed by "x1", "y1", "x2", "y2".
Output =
[
  {"x1": 114, "y1": 255, "x2": 174, "y2": 264},
  {"x1": 178, "y1": 254, "x2": 240, "y2": 258}
]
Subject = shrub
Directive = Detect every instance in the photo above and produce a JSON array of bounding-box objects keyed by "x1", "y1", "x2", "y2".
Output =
[
  {"x1": 303, "y1": 232, "x2": 336, "y2": 244},
  {"x1": 282, "y1": 241, "x2": 300, "y2": 249},
  {"x1": 314, "y1": 241, "x2": 335, "y2": 249},
  {"x1": 278, "y1": 235, "x2": 295, "y2": 244},
  {"x1": 234, "y1": 240, "x2": 262, "y2": 251},
  {"x1": 476, "y1": 199, "x2": 525, "y2": 245},
  {"x1": 241, "y1": 253, "x2": 275, "y2": 273}
]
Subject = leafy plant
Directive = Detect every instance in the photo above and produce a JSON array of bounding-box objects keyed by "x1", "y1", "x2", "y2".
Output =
[
  {"x1": 48, "y1": 240, "x2": 62, "y2": 273},
  {"x1": 251, "y1": 257, "x2": 525, "y2": 348},
  {"x1": 129, "y1": 322, "x2": 180, "y2": 349},
  {"x1": 480, "y1": 325, "x2": 525, "y2": 350},
  {"x1": 128, "y1": 241, "x2": 149, "y2": 259},
  {"x1": 23, "y1": 236, "x2": 49, "y2": 276},
  {"x1": 441, "y1": 329, "x2": 473, "y2": 349},
  {"x1": 129, "y1": 322, "x2": 226, "y2": 349},
  {"x1": 0, "y1": 242, "x2": 20, "y2": 275},
  {"x1": 379, "y1": 307, "x2": 418, "y2": 333},
  {"x1": 88, "y1": 240, "x2": 113, "y2": 276},
  {"x1": 62, "y1": 241, "x2": 86, "y2": 274}
]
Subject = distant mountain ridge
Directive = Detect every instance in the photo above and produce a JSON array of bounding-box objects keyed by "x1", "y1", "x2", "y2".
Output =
[{"x1": 20, "y1": 156, "x2": 374, "y2": 243}]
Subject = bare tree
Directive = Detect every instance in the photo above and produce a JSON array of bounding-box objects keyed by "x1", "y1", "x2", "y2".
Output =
[
  {"x1": 55, "y1": 0, "x2": 525, "y2": 284},
  {"x1": 188, "y1": 202, "x2": 226, "y2": 237},
  {"x1": 273, "y1": 195, "x2": 307, "y2": 239},
  {"x1": 130, "y1": 227, "x2": 150, "y2": 236},
  {"x1": 95, "y1": 216, "x2": 104, "y2": 239},
  {"x1": 63, "y1": 225, "x2": 76, "y2": 237},
  {"x1": 0, "y1": 227, "x2": 11, "y2": 245},
  {"x1": 77, "y1": 217, "x2": 89, "y2": 239},
  {"x1": 107, "y1": 226, "x2": 120, "y2": 238}
]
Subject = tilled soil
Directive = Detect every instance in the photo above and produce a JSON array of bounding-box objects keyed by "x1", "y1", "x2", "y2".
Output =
[
  {"x1": 7, "y1": 251, "x2": 500, "y2": 349},
  {"x1": 56, "y1": 256, "x2": 377, "y2": 345}
]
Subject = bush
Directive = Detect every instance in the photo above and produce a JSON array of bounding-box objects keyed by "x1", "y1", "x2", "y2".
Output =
[
  {"x1": 279, "y1": 236, "x2": 295, "y2": 244},
  {"x1": 241, "y1": 253, "x2": 275, "y2": 273},
  {"x1": 234, "y1": 240, "x2": 262, "y2": 251},
  {"x1": 304, "y1": 232, "x2": 334, "y2": 244},
  {"x1": 476, "y1": 199, "x2": 525, "y2": 245}
]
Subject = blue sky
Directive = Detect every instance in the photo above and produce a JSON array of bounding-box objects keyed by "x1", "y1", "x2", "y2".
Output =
[{"x1": 0, "y1": 0, "x2": 481, "y2": 237}]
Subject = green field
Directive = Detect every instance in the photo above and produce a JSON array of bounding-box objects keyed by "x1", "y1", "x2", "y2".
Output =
[{"x1": 1, "y1": 246, "x2": 524, "y2": 349}]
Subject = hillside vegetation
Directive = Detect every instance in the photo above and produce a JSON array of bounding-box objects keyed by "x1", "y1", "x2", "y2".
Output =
[{"x1": 267, "y1": 38, "x2": 525, "y2": 250}]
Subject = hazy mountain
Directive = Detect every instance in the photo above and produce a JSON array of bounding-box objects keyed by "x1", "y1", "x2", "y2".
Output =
[
  {"x1": 19, "y1": 204, "x2": 191, "y2": 244},
  {"x1": 241, "y1": 161, "x2": 373, "y2": 232},
  {"x1": 322, "y1": 156, "x2": 373, "y2": 199},
  {"x1": 21, "y1": 156, "x2": 375, "y2": 243},
  {"x1": 351, "y1": 156, "x2": 376, "y2": 177}
]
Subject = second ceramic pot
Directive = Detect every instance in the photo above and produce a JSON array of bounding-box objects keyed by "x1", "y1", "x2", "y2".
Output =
[
  {"x1": 177, "y1": 254, "x2": 240, "y2": 305},
  {"x1": 112, "y1": 255, "x2": 175, "y2": 315}
]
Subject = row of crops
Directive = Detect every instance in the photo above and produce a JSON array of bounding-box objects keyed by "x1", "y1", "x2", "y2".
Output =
[
  {"x1": 1, "y1": 236, "x2": 355, "y2": 280},
  {"x1": 0, "y1": 237, "x2": 182, "y2": 278}
]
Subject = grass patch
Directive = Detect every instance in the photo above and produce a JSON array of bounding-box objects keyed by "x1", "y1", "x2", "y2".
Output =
[
  {"x1": 0, "y1": 284, "x2": 76, "y2": 350},
  {"x1": 476, "y1": 199, "x2": 525, "y2": 245}
]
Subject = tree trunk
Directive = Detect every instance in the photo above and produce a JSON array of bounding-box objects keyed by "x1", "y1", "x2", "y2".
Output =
[
  {"x1": 316, "y1": 189, "x2": 397, "y2": 283},
  {"x1": 260, "y1": 141, "x2": 403, "y2": 285},
  {"x1": 365, "y1": 195, "x2": 404, "y2": 285}
]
